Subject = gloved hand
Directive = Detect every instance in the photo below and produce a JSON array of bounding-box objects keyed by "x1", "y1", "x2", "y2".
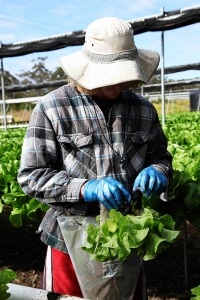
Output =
[
  {"x1": 83, "y1": 177, "x2": 131, "y2": 210},
  {"x1": 132, "y1": 166, "x2": 167, "y2": 198}
]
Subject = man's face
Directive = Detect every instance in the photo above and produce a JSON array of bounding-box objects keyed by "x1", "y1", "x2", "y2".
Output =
[{"x1": 96, "y1": 83, "x2": 127, "y2": 99}]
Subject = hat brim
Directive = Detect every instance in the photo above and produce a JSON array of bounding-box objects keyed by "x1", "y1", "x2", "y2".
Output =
[{"x1": 59, "y1": 49, "x2": 159, "y2": 90}]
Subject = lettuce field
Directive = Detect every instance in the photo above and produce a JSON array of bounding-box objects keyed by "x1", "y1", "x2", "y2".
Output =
[
  {"x1": 0, "y1": 127, "x2": 48, "y2": 227},
  {"x1": 0, "y1": 111, "x2": 200, "y2": 231},
  {"x1": 0, "y1": 111, "x2": 200, "y2": 299}
]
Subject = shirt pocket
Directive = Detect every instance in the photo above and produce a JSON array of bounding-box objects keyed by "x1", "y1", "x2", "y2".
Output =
[
  {"x1": 57, "y1": 133, "x2": 97, "y2": 179},
  {"x1": 125, "y1": 131, "x2": 154, "y2": 172}
]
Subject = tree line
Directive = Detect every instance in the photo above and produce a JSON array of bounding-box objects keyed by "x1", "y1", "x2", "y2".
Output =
[{"x1": 1, "y1": 57, "x2": 66, "y2": 99}]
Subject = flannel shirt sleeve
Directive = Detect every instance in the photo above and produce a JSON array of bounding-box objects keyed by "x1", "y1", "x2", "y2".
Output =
[
  {"x1": 17, "y1": 100, "x2": 88, "y2": 204},
  {"x1": 145, "y1": 112, "x2": 173, "y2": 181}
]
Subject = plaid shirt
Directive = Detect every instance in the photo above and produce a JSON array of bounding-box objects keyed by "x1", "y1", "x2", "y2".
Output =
[{"x1": 17, "y1": 83, "x2": 173, "y2": 253}]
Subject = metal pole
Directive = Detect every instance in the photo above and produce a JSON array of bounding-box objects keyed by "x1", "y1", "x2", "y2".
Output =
[
  {"x1": 161, "y1": 7, "x2": 165, "y2": 125},
  {"x1": 141, "y1": 85, "x2": 144, "y2": 96},
  {"x1": 197, "y1": 93, "x2": 200, "y2": 111},
  {"x1": 183, "y1": 220, "x2": 188, "y2": 286},
  {"x1": 0, "y1": 42, "x2": 7, "y2": 131}
]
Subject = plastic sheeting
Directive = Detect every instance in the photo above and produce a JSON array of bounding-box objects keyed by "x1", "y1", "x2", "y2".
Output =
[
  {"x1": 57, "y1": 215, "x2": 143, "y2": 300},
  {"x1": 0, "y1": 6, "x2": 200, "y2": 58},
  {"x1": 1, "y1": 78, "x2": 200, "y2": 94}
]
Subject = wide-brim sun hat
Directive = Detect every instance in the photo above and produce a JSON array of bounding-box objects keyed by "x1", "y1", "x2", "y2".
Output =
[{"x1": 59, "y1": 17, "x2": 160, "y2": 90}]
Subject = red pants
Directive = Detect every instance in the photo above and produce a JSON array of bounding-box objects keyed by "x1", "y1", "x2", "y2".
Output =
[{"x1": 43, "y1": 246, "x2": 83, "y2": 297}]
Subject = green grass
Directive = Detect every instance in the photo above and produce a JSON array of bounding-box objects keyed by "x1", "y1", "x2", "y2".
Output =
[{"x1": 152, "y1": 100, "x2": 190, "y2": 115}]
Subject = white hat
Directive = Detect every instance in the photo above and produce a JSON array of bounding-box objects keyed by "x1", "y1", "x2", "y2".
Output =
[{"x1": 59, "y1": 17, "x2": 160, "y2": 90}]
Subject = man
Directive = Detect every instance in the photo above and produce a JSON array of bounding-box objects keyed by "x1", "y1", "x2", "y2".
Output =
[{"x1": 17, "y1": 16, "x2": 173, "y2": 299}]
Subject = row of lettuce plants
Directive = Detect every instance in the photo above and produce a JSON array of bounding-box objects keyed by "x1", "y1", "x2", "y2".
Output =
[
  {"x1": 0, "y1": 128, "x2": 48, "y2": 227},
  {"x1": 146, "y1": 112, "x2": 200, "y2": 229}
]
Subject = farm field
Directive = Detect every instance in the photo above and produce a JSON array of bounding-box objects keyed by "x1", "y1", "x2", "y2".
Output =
[
  {"x1": 0, "y1": 111, "x2": 200, "y2": 299},
  {"x1": 152, "y1": 99, "x2": 190, "y2": 115}
]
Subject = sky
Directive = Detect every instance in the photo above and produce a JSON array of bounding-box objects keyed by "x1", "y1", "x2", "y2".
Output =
[{"x1": 1, "y1": 0, "x2": 200, "y2": 82}]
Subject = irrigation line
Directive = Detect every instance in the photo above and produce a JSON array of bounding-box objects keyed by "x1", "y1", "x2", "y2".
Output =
[
  {"x1": 161, "y1": 10, "x2": 165, "y2": 126},
  {"x1": 0, "y1": 55, "x2": 7, "y2": 131},
  {"x1": 183, "y1": 220, "x2": 188, "y2": 287}
]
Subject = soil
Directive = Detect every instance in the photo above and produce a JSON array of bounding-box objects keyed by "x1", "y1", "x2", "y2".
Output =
[{"x1": 1, "y1": 205, "x2": 200, "y2": 300}]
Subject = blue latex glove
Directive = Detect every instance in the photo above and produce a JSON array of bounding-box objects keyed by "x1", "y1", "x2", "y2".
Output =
[
  {"x1": 132, "y1": 166, "x2": 167, "y2": 198},
  {"x1": 83, "y1": 177, "x2": 131, "y2": 210}
]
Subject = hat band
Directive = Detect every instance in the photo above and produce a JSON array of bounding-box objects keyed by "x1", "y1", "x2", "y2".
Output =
[{"x1": 82, "y1": 45, "x2": 138, "y2": 64}]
